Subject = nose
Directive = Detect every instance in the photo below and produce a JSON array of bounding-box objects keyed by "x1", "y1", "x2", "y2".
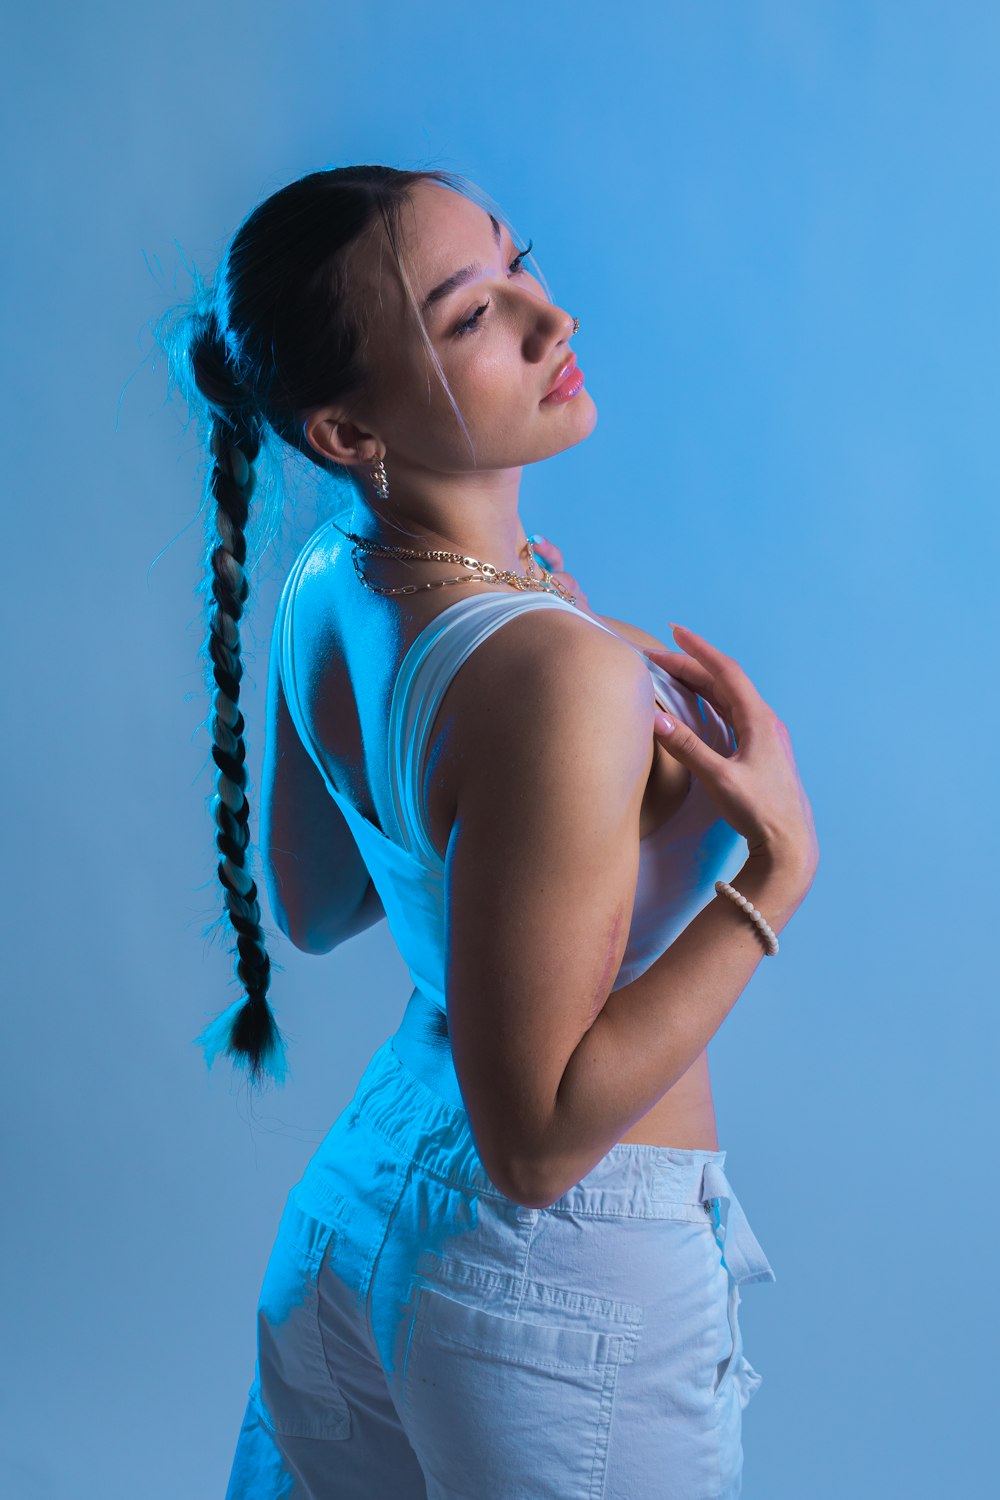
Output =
[
  {"x1": 530, "y1": 302, "x2": 577, "y2": 355},
  {"x1": 551, "y1": 306, "x2": 577, "y2": 341}
]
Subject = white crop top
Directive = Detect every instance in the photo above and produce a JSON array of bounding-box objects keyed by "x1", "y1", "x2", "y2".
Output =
[{"x1": 274, "y1": 520, "x2": 747, "y2": 1014}]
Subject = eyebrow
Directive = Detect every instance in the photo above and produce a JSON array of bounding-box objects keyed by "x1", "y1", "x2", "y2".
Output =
[{"x1": 420, "y1": 214, "x2": 504, "y2": 314}]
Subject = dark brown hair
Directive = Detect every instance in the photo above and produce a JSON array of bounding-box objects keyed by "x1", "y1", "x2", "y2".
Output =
[{"x1": 154, "y1": 164, "x2": 541, "y2": 1090}]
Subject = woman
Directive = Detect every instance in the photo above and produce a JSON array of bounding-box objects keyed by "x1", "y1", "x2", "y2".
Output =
[{"x1": 165, "y1": 164, "x2": 818, "y2": 1498}]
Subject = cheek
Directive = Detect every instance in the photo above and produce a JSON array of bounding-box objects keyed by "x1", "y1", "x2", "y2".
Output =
[
  {"x1": 458, "y1": 348, "x2": 536, "y2": 417},
  {"x1": 390, "y1": 345, "x2": 537, "y2": 459},
  {"x1": 423, "y1": 354, "x2": 514, "y2": 431}
]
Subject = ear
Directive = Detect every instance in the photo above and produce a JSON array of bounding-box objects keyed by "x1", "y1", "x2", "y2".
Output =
[{"x1": 303, "y1": 407, "x2": 380, "y2": 468}]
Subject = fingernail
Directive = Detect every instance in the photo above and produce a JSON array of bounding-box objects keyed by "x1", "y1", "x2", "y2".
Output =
[{"x1": 654, "y1": 712, "x2": 675, "y2": 733}]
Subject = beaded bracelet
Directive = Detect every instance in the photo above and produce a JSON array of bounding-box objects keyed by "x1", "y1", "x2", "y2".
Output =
[{"x1": 714, "y1": 880, "x2": 780, "y2": 956}]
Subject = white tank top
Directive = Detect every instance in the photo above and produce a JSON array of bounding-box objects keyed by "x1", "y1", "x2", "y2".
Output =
[{"x1": 275, "y1": 521, "x2": 746, "y2": 1013}]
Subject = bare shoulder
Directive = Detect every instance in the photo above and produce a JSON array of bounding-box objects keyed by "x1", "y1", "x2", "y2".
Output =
[
  {"x1": 424, "y1": 601, "x2": 656, "y2": 860},
  {"x1": 445, "y1": 602, "x2": 654, "y2": 744}
]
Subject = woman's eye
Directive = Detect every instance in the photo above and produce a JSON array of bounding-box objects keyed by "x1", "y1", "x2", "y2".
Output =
[
  {"x1": 454, "y1": 240, "x2": 534, "y2": 337},
  {"x1": 508, "y1": 238, "x2": 533, "y2": 276},
  {"x1": 454, "y1": 302, "x2": 490, "y2": 338}
]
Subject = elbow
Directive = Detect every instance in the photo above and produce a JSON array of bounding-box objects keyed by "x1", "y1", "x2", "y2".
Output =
[
  {"x1": 275, "y1": 911, "x2": 343, "y2": 956},
  {"x1": 489, "y1": 1152, "x2": 564, "y2": 1213},
  {"x1": 282, "y1": 926, "x2": 332, "y2": 956},
  {"x1": 275, "y1": 886, "x2": 382, "y2": 954},
  {"x1": 472, "y1": 1109, "x2": 570, "y2": 1211},
  {"x1": 293, "y1": 930, "x2": 340, "y2": 956},
  {"x1": 505, "y1": 1177, "x2": 564, "y2": 1213},
  {"x1": 466, "y1": 1099, "x2": 569, "y2": 1211},
  {"x1": 510, "y1": 1186, "x2": 562, "y2": 1212},
  {"x1": 491, "y1": 1172, "x2": 550, "y2": 1213}
]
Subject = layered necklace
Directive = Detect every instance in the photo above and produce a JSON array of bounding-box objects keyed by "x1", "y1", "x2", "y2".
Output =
[{"x1": 339, "y1": 526, "x2": 577, "y2": 605}]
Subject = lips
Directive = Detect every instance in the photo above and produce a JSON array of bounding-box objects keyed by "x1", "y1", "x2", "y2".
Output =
[{"x1": 543, "y1": 351, "x2": 577, "y2": 399}]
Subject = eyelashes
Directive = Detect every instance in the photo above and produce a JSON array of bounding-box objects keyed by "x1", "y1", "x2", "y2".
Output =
[{"x1": 453, "y1": 239, "x2": 535, "y2": 338}]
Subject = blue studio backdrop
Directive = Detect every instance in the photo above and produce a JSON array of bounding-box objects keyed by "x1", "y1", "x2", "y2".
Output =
[{"x1": 2, "y1": 3, "x2": 996, "y2": 1496}]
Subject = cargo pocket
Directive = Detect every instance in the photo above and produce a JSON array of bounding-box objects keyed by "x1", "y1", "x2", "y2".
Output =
[
  {"x1": 251, "y1": 1192, "x2": 351, "y2": 1442},
  {"x1": 399, "y1": 1282, "x2": 629, "y2": 1500}
]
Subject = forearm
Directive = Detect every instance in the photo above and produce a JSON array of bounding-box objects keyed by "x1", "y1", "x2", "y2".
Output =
[{"x1": 519, "y1": 849, "x2": 812, "y2": 1207}]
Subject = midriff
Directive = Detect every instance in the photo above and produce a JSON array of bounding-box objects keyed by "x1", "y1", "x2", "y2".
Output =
[{"x1": 616, "y1": 1048, "x2": 719, "y2": 1150}]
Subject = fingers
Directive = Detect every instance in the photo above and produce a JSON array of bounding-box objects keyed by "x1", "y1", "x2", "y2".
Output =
[
  {"x1": 524, "y1": 535, "x2": 590, "y2": 609},
  {"x1": 527, "y1": 534, "x2": 564, "y2": 573},
  {"x1": 659, "y1": 627, "x2": 753, "y2": 709},
  {"x1": 643, "y1": 636, "x2": 733, "y2": 718},
  {"x1": 645, "y1": 625, "x2": 762, "y2": 746},
  {"x1": 667, "y1": 623, "x2": 737, "y2": 675},
  {"x1": 642, "y1": 645, "x2": 715, "y2": 695},
  {"x1": 652, "y1": 710, "x2": 732, "y2": 780}
]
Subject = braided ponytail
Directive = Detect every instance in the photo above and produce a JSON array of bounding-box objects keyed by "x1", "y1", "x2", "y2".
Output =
[
  {"x1": 188, "y1": 314, "x2": 287, "y2": 1089},
  {"x1": 154, "y1": 164, "x2": 536, "y2": 1094}
]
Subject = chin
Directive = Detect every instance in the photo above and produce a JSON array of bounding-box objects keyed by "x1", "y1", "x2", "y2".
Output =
[
  {"x1": 545, "y1": 413, "x2": 597, "y2": 463},
  {"x1": 568, "y1": 391, "x2": 599, "y2": 441},
  {"x1": 525, "y1": 391, "x2": 599, "y2": 462}
]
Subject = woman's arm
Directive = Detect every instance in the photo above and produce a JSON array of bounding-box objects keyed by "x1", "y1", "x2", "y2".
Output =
[
  {"x1": 260, "y1": 636, "x2": 383, "y2": 954},
  {"x1": 327, "y1": 875, "x2": 387, "y2": 946},
  {"x1": 439, "y1": 603, "x2": 815, "y2": 1210},
  {"x1": 533, "y1": 848, "x2": 810, "y2": 1204}
]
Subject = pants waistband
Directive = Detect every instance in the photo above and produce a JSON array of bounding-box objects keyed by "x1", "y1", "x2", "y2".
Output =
[{"x1": 319, "y1": 988, "x2": 775, "y2": 1285}]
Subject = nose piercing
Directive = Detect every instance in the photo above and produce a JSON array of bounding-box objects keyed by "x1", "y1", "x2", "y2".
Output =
[{"x1": 572, "y1": 316, "x2": 580, "y2": 334}]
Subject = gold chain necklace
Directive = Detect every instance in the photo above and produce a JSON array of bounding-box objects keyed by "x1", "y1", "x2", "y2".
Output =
[{"x1": 341, "y1": 528, "x2": 577, "y2": 605}]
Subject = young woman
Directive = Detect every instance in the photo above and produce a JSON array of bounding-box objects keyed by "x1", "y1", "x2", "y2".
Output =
[{"x1": 166, "y1": 164, "x2": 818, "y2": 1498}]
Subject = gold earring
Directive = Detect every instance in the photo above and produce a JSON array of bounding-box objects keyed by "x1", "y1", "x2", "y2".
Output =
[{"x1": 370, "y1": 454, "x2": 389, "y2": 501}]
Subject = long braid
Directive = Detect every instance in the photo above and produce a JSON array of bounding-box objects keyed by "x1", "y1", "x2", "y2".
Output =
[
  {"x1": 154, "y1": 165, "x2": 502, "y2": 1092},
  {"x1": 190, "y1": 323, "x2": 287, "y2": 1088}
]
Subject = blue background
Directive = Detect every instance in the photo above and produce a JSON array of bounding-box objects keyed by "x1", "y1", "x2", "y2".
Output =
[{"x1": 3, "y1": 3, "x2": 996, "y2": 1495}]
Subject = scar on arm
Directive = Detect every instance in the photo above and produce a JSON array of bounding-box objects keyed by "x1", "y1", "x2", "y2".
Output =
[{"x1": 584, "y1": 900, "x2": 630, "y2": 1031}]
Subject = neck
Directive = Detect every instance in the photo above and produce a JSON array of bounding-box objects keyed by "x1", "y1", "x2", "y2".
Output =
[{"x1": 349, "y1": 464, "x2": 531, "y2": 577}]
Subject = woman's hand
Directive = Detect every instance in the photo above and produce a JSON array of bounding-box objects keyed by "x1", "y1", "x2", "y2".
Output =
[
  {"x1": 526, "y1": 534, "x2": 595, "y2": 616},
  {"x1": 645, "y1": 624, "x2": 819, "y2": 881}
]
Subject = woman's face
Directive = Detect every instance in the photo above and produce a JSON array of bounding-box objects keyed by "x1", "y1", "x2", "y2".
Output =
[{"x1": 323, "y1": 179, "x2": 597, "y2": 476}]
